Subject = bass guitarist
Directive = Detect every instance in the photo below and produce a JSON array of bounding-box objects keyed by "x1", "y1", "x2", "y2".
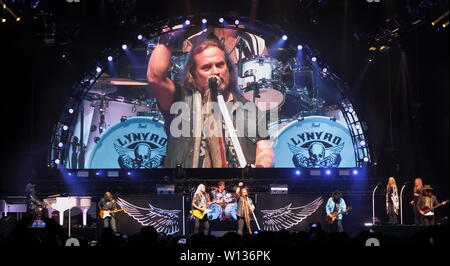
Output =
[{"x1": 325, "y1": 191, "x2": 349, "y2": 233}]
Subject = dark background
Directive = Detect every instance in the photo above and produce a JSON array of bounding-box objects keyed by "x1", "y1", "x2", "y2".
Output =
[{"x1": 0, "y1": 0, "x2": 448, "y2": 207}]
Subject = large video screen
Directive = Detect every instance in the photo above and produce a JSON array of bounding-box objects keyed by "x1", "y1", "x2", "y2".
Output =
[{"x1": 64, "y1": 25, "x2": 357, "y2": 169}]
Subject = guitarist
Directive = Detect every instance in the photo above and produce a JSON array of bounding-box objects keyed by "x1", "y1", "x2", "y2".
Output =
[
  {"x1": 98, "y1": 192, "x2": 118, "y2": 232},
  {"x1": 192, "y1": 184, "x2": 212, "y2": 235},
  {"x1": 325, "y1": 191, "x2": 348, "y2": 233},
  {"x1": 416, "y1": 185, "x2": 447, "y2": 226}
]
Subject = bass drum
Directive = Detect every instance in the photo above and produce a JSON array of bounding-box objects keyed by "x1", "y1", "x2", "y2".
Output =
[
  {"x1": 223, "y1": 203, "x2": 238, "y2": 220},
  {"x1": 87, "y1": 116, "x2": 167, "y2": 169},
  {"x1": 206, "y1": 203, "x2": 223, "y2": 221},
  {"x1": 269, "y1": 116, "x2": 357, "y2": 168}
]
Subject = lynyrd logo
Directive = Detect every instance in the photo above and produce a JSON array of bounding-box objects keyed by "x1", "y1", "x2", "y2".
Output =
[
  {"x1": 288, "y1": 131, "x2": 344, "y2": 168},
  {"x1": 114, "y1": 131, "x2": 167, "y2": 169}
]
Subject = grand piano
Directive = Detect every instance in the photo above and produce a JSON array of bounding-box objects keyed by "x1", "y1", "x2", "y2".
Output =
[
  {"x1": 0, "y1": 196, "x2": 27, "y2": 219},
  {"x1": 44, "y1": 196, "x2": 92, "y2": 226}
]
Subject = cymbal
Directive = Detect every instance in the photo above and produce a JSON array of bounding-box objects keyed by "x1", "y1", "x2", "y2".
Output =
[
  {"x1": 97, "y1": 78, "x2": 149, "y2": 86},
  {"x1": 89, "y1": 84, "x2": 118, "y2": 95}
]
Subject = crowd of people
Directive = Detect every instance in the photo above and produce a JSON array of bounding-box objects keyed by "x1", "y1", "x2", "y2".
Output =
[{"x1": 1, "y1": 216, "x2": 448, "y2": 248}]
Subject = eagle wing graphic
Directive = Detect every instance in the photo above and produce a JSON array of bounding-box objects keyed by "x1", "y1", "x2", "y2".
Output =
[
  {"x1": 320, "y1": 142, "x2": 344, "y2": 167},
  {"x1": 260, "y1": 197, "x2": 324, "y2": 231},
  {"x1": 288, "y1": 143, "x2": 311, "y2": 167},
  {"x1": 117, "y1": 197, "x2": 181, "y2": 235},
  {"x1": 148, "y1": 145, "x2": 166, "y2": 168},
  {"x1": 114, "y1": 144, "x2": 135, "y2": 168}
]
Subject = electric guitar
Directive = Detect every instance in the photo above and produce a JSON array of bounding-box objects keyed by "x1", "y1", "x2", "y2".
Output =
[
  {"x1": 326, "y1": 207, "x2": 352, "y2": 224},
  {"x1": 419, "y1": 200, "x2": 448, "y2": 216},
  {"x1": 190, "y1": 206, "x2": 213, "y2": 219},
  {"x1": 99, "y1": 208, "x2": 128, "y2": 219}
]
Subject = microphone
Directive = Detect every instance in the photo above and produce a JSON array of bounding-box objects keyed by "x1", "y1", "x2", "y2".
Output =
[{"x1": 208, "y1": 76, "x2": 220, "y2": 100}]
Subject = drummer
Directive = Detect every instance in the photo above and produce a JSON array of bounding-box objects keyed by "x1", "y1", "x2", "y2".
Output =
[
  {"x1": 183, "y1": 27, "x2": 268, "y2": 63},
  {"x1": 211, "y1": 181, "x2": 236, "y2": 219}
]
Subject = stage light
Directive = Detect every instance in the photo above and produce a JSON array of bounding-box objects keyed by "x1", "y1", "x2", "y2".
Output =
[
  {"x1": 185, "y1": 19, "x2": 190, "y2": 25},
  {"x1": 282, "y1": 35, "x2": 288, "y2": 40},
  {"x1": 127, "y1": 171, "x2": 132, "y2": 176},
  {"x1": 355, "y1": 124, "x2": 360, "y2": 129},
  {"x1": 234, "y1": 19, "x2": 239, "y2": 25},
  {"x1": 121, "y1": 44, "x2": 127, "y2": 50},
  {"x1": 96, "y1": 171, "x2": 100, "y2": 176},
  {"x1": 297, "y1": 45, "x2": 303, "y2": 50},
  {"x1": 325, "y1": 169, "x2": 332, "y2": 175},
  {"x1": 62, "y1": 125, "x2": 68, "y2": 131},
  {"x1": 364, "y1": 222, "x2": 373, "y2": 227},
  {"x1": 348, "y1": 108, "x2": 354, "y2": 113},
  {"x1": 360, "y1": 140, "x2": 366, "y2": 146},
  {"x1": 352, "y1": 169, "x2": 359, "y2": 175},
  {"x1": 96, "y1": 66, "x2": 102, "y2": 73},
  {"x1": 444, "y1": 21, "x2": 449, "y2": 28},
  {"x1": 363, "y1": 157, "x2": 369, "y2": 162},
  {"x1": 311, "y1": 57, "x2": 317, "y2": 62},
  {"x1": 295, "y1": 169, "x2": 301, "y2": 176},
  {"x1": 107, "y1": 56, "x2": 113, "y2": 62},
  {"x1": 322, "y1": 68, "x2": 328, "y2": 73},
  {"x1": 68, "y1": 172, "x2": 72, "y2": 176},
  {"x1": 58, "y1": 142, "x2": 63, "y2": 148},
  {"x1": 219, "y1": 18, "x2": 224, "y2": 23},
  {"x1": 68, "y1": 108, "x2": 74, "y2": 114},
  {"x1": 202, "y1": 18, "x2": 207, "y2": 24},
  {"x1": 137, "y1": 35, "x2": 143, "y2": 40},
  {"x1": 1, "y1": 18, "x2": 5, "y2": 23},
  {"x1": 16, "y1": 17, "x2": 20, "y2": 22},
  {"x1": 54, "y1": 159, "x2": 60, "y2": 164}
]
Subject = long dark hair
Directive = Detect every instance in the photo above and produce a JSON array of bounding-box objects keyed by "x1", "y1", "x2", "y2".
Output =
[{"x1": 182, "y1": 38, "x2": 245, "y2": 102}]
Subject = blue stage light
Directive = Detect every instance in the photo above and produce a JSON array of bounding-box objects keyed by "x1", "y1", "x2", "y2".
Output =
[
  {"x1": 311, "y1": 57, "x2": 317, "y2": 62},
  {"x1": 96, "y1": 171, "x2": 100, "y2": 176},
  {"x1": 107, "y1": 56, "x2": 113, "y2": 62},
  {"x1": 121, "y1": 44, "x2": 127, "y2": 50},
  {"x1": 322, "y1": 68, "x2": 328, "y2": 73},
  {"x1": 234, "y1": 19, "x2": 239, "y2": 25},
  {"x1": 68, "y1": 108, "x2": 74, "y2": 114},
  {"x1": 54, "y1": 159, "x2": 60, "y2": 164},
  {"x1": 282, "y1": 35, "x2": 288, "y2": 40},
  {"x1": 127, "y1": 172, "x2": 132, "y2": 176},
  {"x1": 297, "y1": 45, "x2": 303, "y2": 50},
  {"x1": 202, "y1": 18, "x2": 207, "y2": 24},
  {"x1": 219, "y1": 18, "x2": 224, "y2": 23},
  {"x1": 363, "y1": 157, "x2": 369, "y2": 162},
  {"x1": 295, "y1": 169, "x2": 301, "y2": 176},
  {"x1": 325, "y1": 169, "x2": 332, "y2": 175},
  {"x1": 360, "y1": 140, "x2": 366, "y2": 146},
  {"x1": 185, "y1": 19, "x2": 190, "y2": 25},
  {"x1": 352, "y1": 169, "x2": 359, "y2": 175},
  {"x1": 137, "y1": 35, "x2": 143, "y2": 40},
  {"x1": 96, "y1": 66, "x2": 102, "y2": 73},
  {"x1": 58, "y1": 142, "x2": 63, "y2": 148},
  {"x1": 62, "y1": 125, "x2": 68, "y2": 131}
]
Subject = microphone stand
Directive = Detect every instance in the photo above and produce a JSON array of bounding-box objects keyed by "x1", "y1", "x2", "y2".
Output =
[
  {"x1": 372, "y1": 184, "x2": 380, "y2": 225},
  {"x1": 400, "y1": 183, "x2": 407, "y2": 225}
]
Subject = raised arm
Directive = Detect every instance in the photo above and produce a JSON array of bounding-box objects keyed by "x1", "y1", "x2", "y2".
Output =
[
  {"x1": 147, "y1": 42, "x2": 176, "y2": 111},
  {"x1": 255, "y1": 140, "x2": 274, "y2": 168}
]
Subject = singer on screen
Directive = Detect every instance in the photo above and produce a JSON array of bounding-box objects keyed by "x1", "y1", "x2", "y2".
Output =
[{"x1": 147, "y1": 31, "x2": 273, "y2": 168}]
